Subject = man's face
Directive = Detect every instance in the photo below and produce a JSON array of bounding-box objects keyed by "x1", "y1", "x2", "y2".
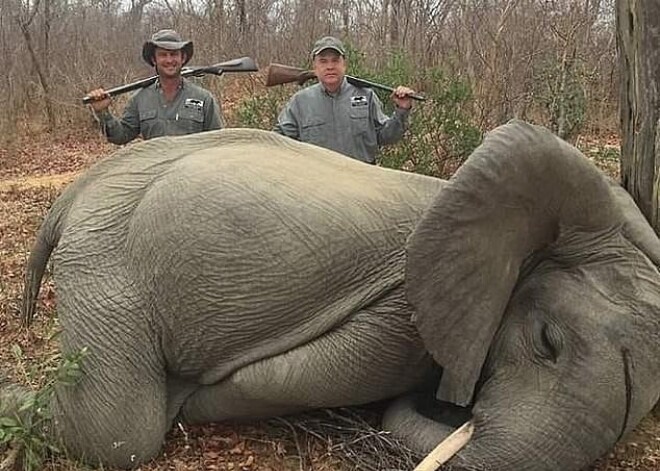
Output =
[
  {"x1": 313, "y1": 50, "x2": 346, "y2": 92},
  {"x1": 154, "y1": 47, "x2": 185, "y2": 79}
]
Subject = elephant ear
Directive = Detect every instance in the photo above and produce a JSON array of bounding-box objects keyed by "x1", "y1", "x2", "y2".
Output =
[{"x1": 406, "y1": 120, "x2": 620, "y2": 406}]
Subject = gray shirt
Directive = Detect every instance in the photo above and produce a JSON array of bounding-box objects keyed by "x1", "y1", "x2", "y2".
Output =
[
  {"x1": 274, "y1": 78, "x2": 409, "y2": 164},
  {"x1": 96, "y1": 78, "x2": 222, "y2": 145}
]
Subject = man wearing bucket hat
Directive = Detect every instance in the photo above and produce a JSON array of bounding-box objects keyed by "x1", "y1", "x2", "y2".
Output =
[
  {"x1": 274, "y1": 36, "x2": 416, "y2": 164},
  {"x1": 87, "y1": 29, "x2": 222, "y2": 145}
]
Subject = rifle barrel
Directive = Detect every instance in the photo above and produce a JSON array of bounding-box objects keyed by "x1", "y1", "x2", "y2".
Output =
[
  {"x1": 82, "y1": 57, "x2": 258, "y2": 105},
  {"x1": 346, "y1": 75, "x2": 426, "y2": 102},
  {"x1": 82, "y1": 77, "x2": 157, "y2": 105}
]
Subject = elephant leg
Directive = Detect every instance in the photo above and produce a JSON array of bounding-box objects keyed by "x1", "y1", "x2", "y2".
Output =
[
  {"x1": 181, "y1": 291, "x2": 433, "y2": 423},
  {"x1": 179, "y1": 376, "x2": 307, "y2": 423},
  {"x1": 53, "y1": 279, "x2": 169, "y2": 468},
  {"x1": 52, "y1": 344, "x2": 168, "y2": 468}
]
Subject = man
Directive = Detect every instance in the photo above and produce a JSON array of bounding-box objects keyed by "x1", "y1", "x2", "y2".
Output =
[
  {"x1": 87, "y1": 29, "x2": 222, "y2": 145},
  {"x1": 274, "y1": 36, "x2": 416, "y2": 164}
]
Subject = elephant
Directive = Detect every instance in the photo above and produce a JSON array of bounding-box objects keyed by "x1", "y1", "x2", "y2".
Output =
[{"x1": 1, "y1": 120, "x2": 659, "y2": 470}]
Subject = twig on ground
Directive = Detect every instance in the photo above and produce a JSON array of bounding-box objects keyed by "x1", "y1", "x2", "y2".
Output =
[
  {"x1": 266, "y1": 407, "x2": 420, "y2": 471},
  {"x1": 0, "y1": 444, "x2": 21, "y2": 471},
  {"x1": 274, "y1": 417, "x2": 307, "y2": 471}
]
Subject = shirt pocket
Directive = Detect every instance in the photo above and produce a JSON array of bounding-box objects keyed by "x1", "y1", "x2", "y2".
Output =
[
  {"x1": 139, "y1": 109, "x2": 161, "y2": 138},
  {"x1": 140, "y1": 109, "x2": 157, "y2": 123},
  {"x1": 300, "y1": 117, "x2": 326, "y2": 143},
  {"x1": 179, "y1": 106, "x2": 204, "y2": 123},
  {"x1": 349, "y1": 106, "x2": 370, "y2": 136},
  {"x1": 178, "y1": 105, "x2": 205, "y2": 133}
]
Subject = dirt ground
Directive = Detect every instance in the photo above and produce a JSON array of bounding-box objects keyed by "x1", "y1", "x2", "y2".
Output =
[{"x1": 1, "y1": 130, "x2": 659, "y2": 471}]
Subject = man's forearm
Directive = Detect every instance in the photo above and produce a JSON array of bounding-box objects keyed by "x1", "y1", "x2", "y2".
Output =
[{"x1": 95, "y1": 109, "x2": 139, "y2": 145}]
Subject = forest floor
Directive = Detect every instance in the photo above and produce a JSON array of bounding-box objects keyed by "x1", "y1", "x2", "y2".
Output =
[{"x1": 0, "y1": 126, "x2": 659, "y2": 471}]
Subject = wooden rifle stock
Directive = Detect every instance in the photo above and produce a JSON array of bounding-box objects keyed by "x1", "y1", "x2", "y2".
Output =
[
  {"x1": 266, "y1": 63, "x2": 426, "y2": 101},
  {"x1": 82, "y1": 56, "x2": 258, "y2": 105}
]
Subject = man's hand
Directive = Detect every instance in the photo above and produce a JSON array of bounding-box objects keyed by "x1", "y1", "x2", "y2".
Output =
[
  {"x1": 391, "y1": 86, "x2": 415, "y2": 110},
  {"x1": 86, "y1": 89, "x2": 112, "y2": 113}
]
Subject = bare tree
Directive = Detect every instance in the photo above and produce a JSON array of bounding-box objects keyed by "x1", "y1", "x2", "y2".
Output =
[
  {"x1": 0, "y1": 0, "x2": 621, "y2": 139},
  {"x1": 15, "y1": 0, "x2": 55, "y2": 130},
  {"x1": 390, "y1": 0, "x2": 401, "y2": 46},
  {"x1": 127, "y1": 0, "x2": 155, "y2": 28},
  {"x1": 617, "y1": 0, "x2": 660, "y2": 232}
]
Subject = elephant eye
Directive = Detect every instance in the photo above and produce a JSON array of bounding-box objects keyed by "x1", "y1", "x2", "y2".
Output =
[{"x1": 532, "y1": 320, "x2": 564, "y2": 363}]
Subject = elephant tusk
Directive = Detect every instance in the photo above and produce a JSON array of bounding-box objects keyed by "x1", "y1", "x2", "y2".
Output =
[{"x1": 412, "y1": 420, "x2": 474, "y2": 471}]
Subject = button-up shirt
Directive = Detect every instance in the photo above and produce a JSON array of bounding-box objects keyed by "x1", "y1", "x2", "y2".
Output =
[
  {"x1": 96, "y1": 78, "x2": 222, "y2": 145},
  {"x1": 274, "y1": 78, "x2": 409, "y2": 164}
]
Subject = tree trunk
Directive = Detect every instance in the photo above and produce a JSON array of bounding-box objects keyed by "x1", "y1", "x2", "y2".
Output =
[
  {"x1": 128, "y1": 0, "x2": 153, "y2": 29},
  {"x1": 342, "y1": 0, "x2": 350, "y2": 34},
  {"x1": 16, "y1": 0, "x2": 56, "y2": 130},
  {"x1": 617, "y1": 0, "x2": 660, "y2": 232},
  {"x1": 237, "y1": 0, "x2": 247, "y2": 36},
  {"x1": 391, "y1": 0, "x2": 401, "y2": 46}
]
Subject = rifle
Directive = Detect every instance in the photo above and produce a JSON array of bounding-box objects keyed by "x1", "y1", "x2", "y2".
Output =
[
  {"x1": 82, "y1": 56, "x2": 258, "y2": 105},
  {"x1": 265, "y1": 63, "x2": 426, "y2": 102}
]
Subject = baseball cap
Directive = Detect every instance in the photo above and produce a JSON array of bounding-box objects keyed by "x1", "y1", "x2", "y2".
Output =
[{"x1": 311, "y1": 36, "x2": 346, "y2": 57}]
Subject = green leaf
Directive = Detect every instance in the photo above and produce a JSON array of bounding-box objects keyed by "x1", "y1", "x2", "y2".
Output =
[
  {"x1": 0, "y1": 417, "x2": 18, "y2": 428},
  {"x1": 10, "y1": 344, "x2": 23, "y2": 360},
  {"x1": 18, "y1": 397, "x2": 37, "y2": 412}
]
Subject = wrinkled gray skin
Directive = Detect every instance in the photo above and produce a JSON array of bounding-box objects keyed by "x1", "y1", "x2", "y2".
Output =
[
  {"x1": 386, "y1": 121, "x2": 660, "y2": 470},
  {"x1": 2, "y1": 121, "x2": 659, "y2": 470}
]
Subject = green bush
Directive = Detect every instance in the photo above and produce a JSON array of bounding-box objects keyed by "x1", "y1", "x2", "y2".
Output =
[
  {"x1": 372, "y1": 54, "x2": 481, "y2": 177},
  {"x1": 231, "y1": 86, "x2": 291, "y2": 130},
  {"x1": 0, "y1": 345, "x2": 88, "y2": 471},
  {"x1": 533, "y1": 57, "x2": 587, "y2": 141}
]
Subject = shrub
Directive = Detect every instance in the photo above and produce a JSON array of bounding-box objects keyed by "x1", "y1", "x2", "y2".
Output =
[
  {"x1": 232, "y1": 86, "x2": 291, "y2": 130},
  {"x1": 348, "y1": 48, "x2": 481, "y2": 177},
  {"x1": 0, "y1": 345, "x2": 88, "y2": 471},
  {"x1": 533, "y1": 57, "x2": 587, "y2": 141}
]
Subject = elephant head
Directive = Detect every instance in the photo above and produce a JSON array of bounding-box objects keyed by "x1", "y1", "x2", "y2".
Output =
[{"x1": 399, "y1": 120, "x2": 660, "y2": 470}]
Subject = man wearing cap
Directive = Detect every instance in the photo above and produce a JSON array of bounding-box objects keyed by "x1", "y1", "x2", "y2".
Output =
[
  {"x1": 274, "y1": 36, "x2": 415, "y2": 164},
  {"x1": 87, "y1": 29, "x2": 222, "y2": 145}
]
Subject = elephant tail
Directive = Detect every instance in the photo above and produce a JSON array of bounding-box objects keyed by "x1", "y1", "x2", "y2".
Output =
[{"x1": 21, "y1": 201, "x2": 67, "y2": 327}]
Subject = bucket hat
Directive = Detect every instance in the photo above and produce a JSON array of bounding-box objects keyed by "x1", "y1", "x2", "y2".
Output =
[{"x1": 142, "y1": 29, "x2": 193, "y2": 66}]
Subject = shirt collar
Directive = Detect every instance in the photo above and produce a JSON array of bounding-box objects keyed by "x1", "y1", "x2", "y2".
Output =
[
  {"x1": 155, "y1": 77, "x2": 185, "y2": 90},
  {"x1": 322, "y1": 77, "x2": 349, "y2": 97}
]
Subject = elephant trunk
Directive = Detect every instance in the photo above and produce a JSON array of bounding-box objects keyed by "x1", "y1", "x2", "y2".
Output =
[
  {"x1": 387, "y1": 390, "x2": 619, "y2": 471},
  {"x1": 423, "y1": 400, "x2": 617, "y2": 471},
  {"x1": 383, "y1": 394, "x2": 461, "y2": 453},
  {"x1": 413, "y1": 422, "x2": 473, "y2": 471}
]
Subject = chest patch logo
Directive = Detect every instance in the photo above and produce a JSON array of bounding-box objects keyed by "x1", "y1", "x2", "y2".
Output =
[
  {"x1": 184, "y1": 98, "x2": 204, "y2": 110},
  {"x1": 350, "y1": 96, "x2": 368, "y2": 107}
]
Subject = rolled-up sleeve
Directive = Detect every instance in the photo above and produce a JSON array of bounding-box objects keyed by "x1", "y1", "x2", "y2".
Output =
[{"x1": 96, "y1": 96, "x2": 141, "y2": 145}]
